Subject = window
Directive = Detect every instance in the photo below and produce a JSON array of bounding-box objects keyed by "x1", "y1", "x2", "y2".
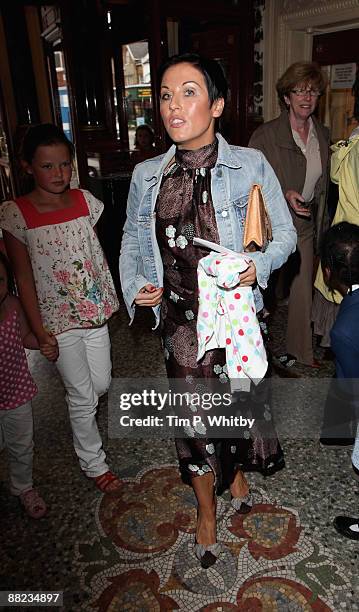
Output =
[
  {"x1": 113, "y1": 41, "x2": 154, "y2": 149},
  {"x1": 54, "y1": 51, "x2": 63, "y2": 71}
]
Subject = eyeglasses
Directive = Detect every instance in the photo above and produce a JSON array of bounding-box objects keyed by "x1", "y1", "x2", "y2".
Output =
[{"x1": 290, "y1": 88, "x2": 321, "y2": 98}]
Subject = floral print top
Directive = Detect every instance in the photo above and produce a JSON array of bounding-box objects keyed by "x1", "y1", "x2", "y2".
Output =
[{"x1": 0, "y1": 189, "x2": 119, "y2": 335}]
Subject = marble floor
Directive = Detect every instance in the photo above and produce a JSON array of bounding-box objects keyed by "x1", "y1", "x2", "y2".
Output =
[{"x1": 0, "y1": 305, "x2": 358, "y2": 611}]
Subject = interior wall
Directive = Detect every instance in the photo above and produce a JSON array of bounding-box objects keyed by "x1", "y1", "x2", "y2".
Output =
[
  {"x1": 25, "y1": 6, "x2": 53, "y2": 124},
  {"x1": 263, "y1": 0, "x2": 359, "y2": 121},
  {"x1": 0, "y1": 14, "x2": 17, "y2": 137}
]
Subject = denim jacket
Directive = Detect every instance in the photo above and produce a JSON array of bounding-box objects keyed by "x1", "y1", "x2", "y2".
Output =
[{"x1": 120, "y1": 133, "x2": 297, "y2": 327}]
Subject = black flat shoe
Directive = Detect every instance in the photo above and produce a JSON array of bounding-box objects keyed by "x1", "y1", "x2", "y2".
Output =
[
  {"x1": 194, "y1": 542, "x2": 222, "y2": 568},
  {"x1": 231, "y1": 492, "x2": 253, "y2": 514},
  {"x1": 262, "y1": 457, "x2": 285, "y2": 477},
  {"x1": 276, "y1": 353, "x2": 297, "y2": 368},
  {"x1": 333, "y1": 516, "x2": 359, "y2": 541},
  {"x1": 320, "y1": 437, "x2": 355, "y2": 448}
]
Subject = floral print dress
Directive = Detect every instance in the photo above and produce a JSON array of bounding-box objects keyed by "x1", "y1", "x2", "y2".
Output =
[{"x1": 156, "y1": 140, "x2": 284, "y2": 490}]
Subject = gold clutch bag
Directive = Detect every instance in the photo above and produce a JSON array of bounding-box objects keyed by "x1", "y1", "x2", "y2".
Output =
[{"x1": 243, "y1": 184, "x2": 273, "y2": 252}]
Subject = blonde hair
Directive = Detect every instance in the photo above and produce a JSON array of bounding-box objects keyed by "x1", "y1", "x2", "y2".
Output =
[{"x1": 276, "y1": 62, "x2": 327, "y2": 108}]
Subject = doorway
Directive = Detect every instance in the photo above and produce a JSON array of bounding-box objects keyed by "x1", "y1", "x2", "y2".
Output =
[{"x1": 313, "y1": 29, "x2": 359, "y2": 141}]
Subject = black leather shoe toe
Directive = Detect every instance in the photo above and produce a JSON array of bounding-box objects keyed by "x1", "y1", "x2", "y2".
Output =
[
  {"x1": 320, "y1": 437, "x2": 354, "y2": 448},
  {"x1": 333, "y1": 516, "x2": 359, "y2": 540}
]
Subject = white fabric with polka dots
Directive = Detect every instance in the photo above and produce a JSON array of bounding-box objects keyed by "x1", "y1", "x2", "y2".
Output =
[{"x1": 197, "y1": 252, "x2": 268, "y2": 392}]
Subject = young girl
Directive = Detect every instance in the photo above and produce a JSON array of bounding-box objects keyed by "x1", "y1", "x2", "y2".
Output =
[
  {"x1": 0, "y1": 252, "x2": 52, "y2": 518},
  {"x1": 0, "y1": 124, "x2": 120, "y2": 493},
  {"x1": 320, "y1": 222, "x2": 359, "y2": 540}
]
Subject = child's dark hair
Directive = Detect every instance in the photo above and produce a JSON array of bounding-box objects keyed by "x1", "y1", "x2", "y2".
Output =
[
  {"x1": 0, "y1": 251, "x2": 16, "y2": 295},
  {"x1": 21, "y1": 123, "x2": 74, "y2": 164},
  {"x1": 134, "y1": 124, "x2": 155, "y2": 148},
  {"x1": 159, "y1": 53, "x2": 228, "y2": 105},
  {"x1": 321, "y1": 222, "x2": 359, "y2": 290}
]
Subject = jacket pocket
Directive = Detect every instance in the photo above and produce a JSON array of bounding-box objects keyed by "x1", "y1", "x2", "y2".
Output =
[{"x1": 231, "y1": 196, "x2": 248, "y2": 224}]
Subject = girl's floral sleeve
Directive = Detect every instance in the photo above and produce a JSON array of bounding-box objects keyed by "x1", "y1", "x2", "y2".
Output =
[
  {"x1": 81, "y1": 190, "x2": 104, "y2": 227},
  {"x1": 0, "y1": 200, "x2": 27, "y2": 243}
]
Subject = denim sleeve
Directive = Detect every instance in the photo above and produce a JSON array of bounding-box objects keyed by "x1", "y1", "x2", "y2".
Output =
[
  {"x1": 247, "y1": 151, "x2": 297, "y2": 289},
  {"x1": 119, "y1": 168, "x2": 149, "y2": 319}
]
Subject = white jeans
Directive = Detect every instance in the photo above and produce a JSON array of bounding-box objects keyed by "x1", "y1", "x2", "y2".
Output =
[
  {"x1": 0, "y1": 401, "x2": 34, "y2": 495},
  {"x1": 56, "y1": 324, "x2": 111, "y2": 477}
]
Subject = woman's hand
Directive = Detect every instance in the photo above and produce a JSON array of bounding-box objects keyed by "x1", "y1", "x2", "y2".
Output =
[
  {"x1": 134, "y1": 284, "x2": 163, "y2": 307},
  {"x1": 285, "y1": 189, "x2": 310, "y2": 218},
  {"x1": 239, "y1": 261, "x2": 257, "y2": 286}
]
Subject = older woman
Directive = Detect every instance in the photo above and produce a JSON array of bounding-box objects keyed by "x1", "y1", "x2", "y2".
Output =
[
  {"x1": 249, "y1": 62, "x2": 330, "y2": 367},
  {"x1": 120, "y1": 53, "x2": 296, "y2": 568}
]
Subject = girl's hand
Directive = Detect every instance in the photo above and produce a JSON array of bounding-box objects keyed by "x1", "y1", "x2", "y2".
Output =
[
  {"x1": 40, "y1": 342, "x2": 59, "y2": 362},
  {"x1": 285, "y1": 189, "x2": 310, "y2": 217},
  {"x1": 38, "y1": 332, "x2": 59, "y2": 362},
  {"x1": 134, "y1": 284, "x2": 163, "y2": 307},
  {"x1": 239, "y1": 261, "x2": 257, "y2": 286}
]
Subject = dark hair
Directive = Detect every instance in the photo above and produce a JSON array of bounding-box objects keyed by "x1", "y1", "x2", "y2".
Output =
[
  {"x1": 21, "y1": 123, "x2": 74, "y2": 164},
  {"x1": 321, "y1": 222, "x2": 359, "y2": 291},
  {"x1": 159, "y1": 53, "x2": 228, "y2": 105},
  {"x1": 134, "y1": 124, "x2": 155, "y2": 148},
  {"x1": 0, "y1": 251, "x2": 16, "y2": 295},
  {"x1": 276, "y1": 61, "x2": 327, "y2": 109}
]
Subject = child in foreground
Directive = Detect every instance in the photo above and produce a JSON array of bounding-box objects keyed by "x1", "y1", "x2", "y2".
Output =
[
  {"x1": 0, "y1": 252, "x2": 56, "y2": 517},
  {"x1": 321, "y1": 222, "x2": 359, "y2": 540},
  {"x1": 0, "y1": 124, "x2": 119, "y2": 493}
]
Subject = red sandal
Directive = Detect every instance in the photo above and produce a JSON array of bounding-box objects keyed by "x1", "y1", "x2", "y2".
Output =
[
  {"x1": 89, "y1": 471, "x2": 121, "y2": 493},
  {"x1": 20, "y1": 488, "x2": 47, "y2": 519}
]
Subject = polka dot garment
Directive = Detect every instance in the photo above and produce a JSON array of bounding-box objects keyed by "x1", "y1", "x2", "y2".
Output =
[
  {"x1": 0, "y1": 309, "x2": 37, "y2": 410},
  {"x1": 197, "y1": 252, "x2": 268, "y2": 391}
]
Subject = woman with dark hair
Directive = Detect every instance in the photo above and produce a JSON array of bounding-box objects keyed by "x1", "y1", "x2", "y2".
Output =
[
  {"x1": 120, "y1": 53, "x2": 296, "y2": 567},
  {"x1": 131, "y1": 124, "x2": 156, "y2": 164},
  {"x1": 249, "y1": 62, "x2": 330, "y2": 368},
  {"x1": 320, "y1": 222, "x2": 359, "y2": 539}
]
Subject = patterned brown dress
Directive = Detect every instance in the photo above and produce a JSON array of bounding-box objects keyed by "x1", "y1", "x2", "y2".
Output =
[{"x1": 155, "y1": 140, "x2": 283, "y2": 491}]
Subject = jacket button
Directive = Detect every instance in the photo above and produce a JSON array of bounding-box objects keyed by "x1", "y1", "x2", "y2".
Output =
[
  {"x1": 221, "y1": 210, "x2": 228, "y2": 217},
  {"x1": 217, "y1": 169, "x2": 222, "y2": 177}
]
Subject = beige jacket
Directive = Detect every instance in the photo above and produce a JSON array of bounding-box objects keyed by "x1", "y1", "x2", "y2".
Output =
[{"x1": 249, "y1": 111, "x2": 330, "y2": 253}]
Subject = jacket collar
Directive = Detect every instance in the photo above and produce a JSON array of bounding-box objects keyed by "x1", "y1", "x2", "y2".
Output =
[
  {"x1": 275, "y1": 111, "x2": 302, "y2": 152},
  {"x1": 275, "y1": 111, "x2": 328, "y2": 167},
  {"x1": 143, "y1": 144, "x2": 176, "y2": 183},
  {"x1": 342, "y1": 288, "x2": 359, "y2": 309},
  {"x1": 216, "y1": 133, "x2": 242, "y2": 168}
]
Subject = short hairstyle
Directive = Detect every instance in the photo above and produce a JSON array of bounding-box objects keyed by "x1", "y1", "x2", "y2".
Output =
[
  {"x1": 21, "y1": 123, "x2": 74, "y2": 164},
  {"x1": 159, "y1": 53, "x2": 228, "y2": 105},
  {"x1": 134, "y1": 124, "x2": 155, "y2": 148},
  {"x1": 0, "y1": 251, "x2": 16, "y2": 295},
  {"x1": 321, "y1": 222, "x2": 359, "y2": 290},
  {"x1": 276, "y1": 61, "x2": 327, "y2": 107}
]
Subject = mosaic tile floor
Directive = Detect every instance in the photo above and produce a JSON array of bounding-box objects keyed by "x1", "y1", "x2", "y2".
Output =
[
  {"x1": 0, "y1": 305, "x2": 358, "y2": 611},
  {"x1": 75, "y1": 463, "x2": 349, "y2": 611}
]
